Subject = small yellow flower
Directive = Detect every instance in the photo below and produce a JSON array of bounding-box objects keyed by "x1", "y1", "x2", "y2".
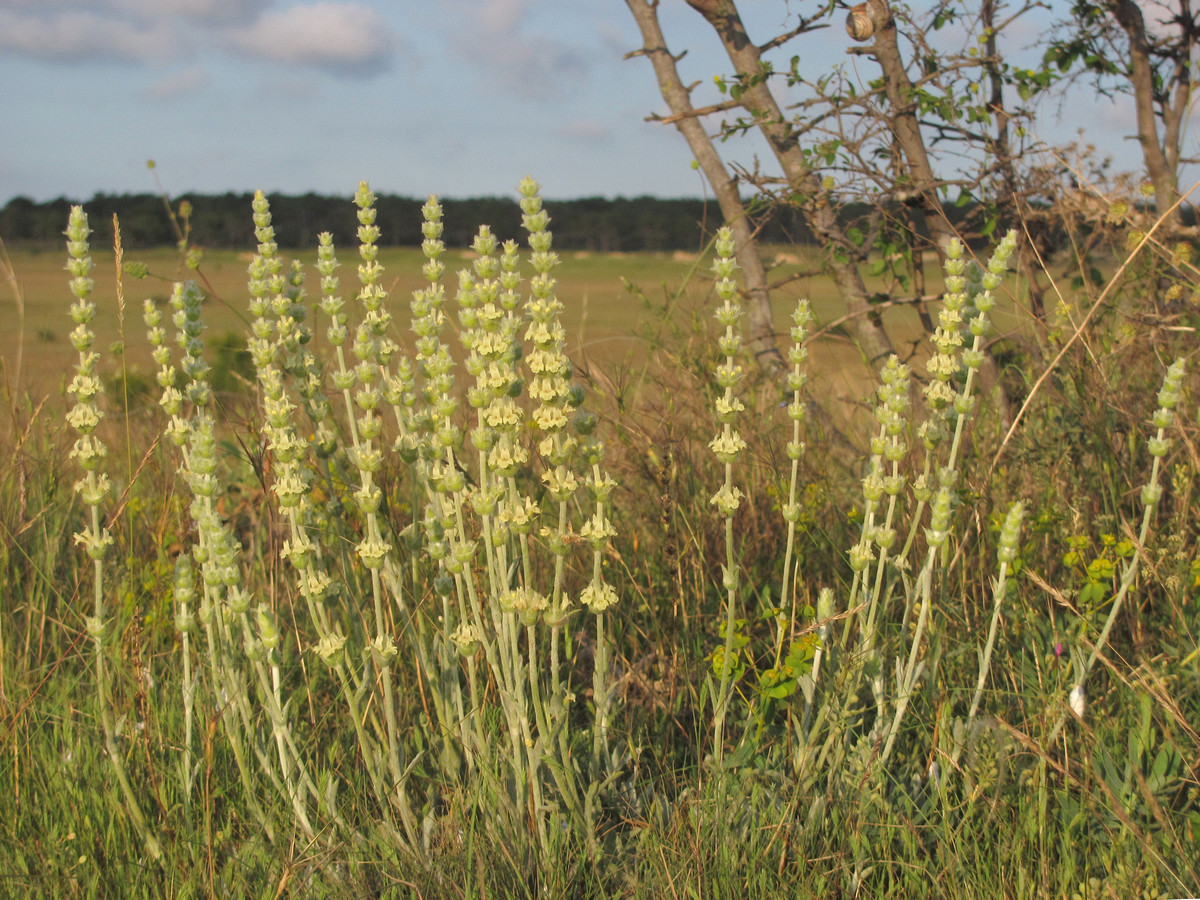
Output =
[
  {"x1": 65, "y1": 404, "x2": 103, "y2": 434},
  {"x1": 499, "y1": 495, "x2": 539, "y2": 530},
  {"x1": 709, "y1": 431, "x2": 746, "y2": 463},
  {"x1": 298, "y1": 569, "x2": 334, "y2": 599},
  {"x1": 450, "y1": 621, "x2": 483, "y2": 656},
  {"x1": 580, "y1": 581, "x2": 618, "y2": 613},
  {"x1": 498, "y1": 587, "x2": 549, "y2": 625},
  {"x1": 371, "y1": 634, "x2": 398, "y2": 662},
  {"x1": 484, "y1": 397, "x2": 522, "y2": 428},
  {"x1": 313, "y1": 633, "x2": 347, "y2": 667},
  {"x1": 533, "y1": 404, "x2": 569, "y2": 432},
  {"x1": 542, "y1": 466, "x2": 579, "y2": 499},
  {"x1": 356, "y1": 537, "x2": 391, "y2": 568},
  {"x1": 580, "y1": 515, "x2": 616, "y2": 547},
  {"x1": 710, "y1": 485, "x2": 743, "y2": 516}
]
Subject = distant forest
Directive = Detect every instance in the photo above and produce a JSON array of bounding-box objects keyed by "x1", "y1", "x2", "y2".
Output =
[
  {"x1": 0, "y1": 191, "x2": 823, "y2": 253},
  {"x1": 1, "y1": 189, "x2": 1052, "y2": 254}
]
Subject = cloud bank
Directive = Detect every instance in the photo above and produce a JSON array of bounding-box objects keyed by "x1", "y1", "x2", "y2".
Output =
[
  {"x1": 440, "y1": 0, "x2": 587, "y2": 99},
  {"x1": 224, "y1": 2, "x2": 394, "y2": 73},
  {"x1": 0, "y1": 0, "x2": 396, "y2": 74}
]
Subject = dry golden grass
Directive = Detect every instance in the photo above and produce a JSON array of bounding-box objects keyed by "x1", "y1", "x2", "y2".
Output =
[{"x1": 0, "y1": 241, "x2": 1036, "y2": 423}]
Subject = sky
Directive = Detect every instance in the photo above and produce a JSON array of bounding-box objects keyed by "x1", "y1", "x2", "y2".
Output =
[{"x1": 0, "y1": 0, "x2": 1193, "y2": 207}]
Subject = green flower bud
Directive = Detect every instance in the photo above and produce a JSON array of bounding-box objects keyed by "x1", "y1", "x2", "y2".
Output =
[
  {"x1": 848, "y1": 543, "x2": 874, "y2": 571},
  {"x1": 997, "y1": 501, "x2": 1025, "y2": 565},
  {"x1": 1148, "y1": 436, "x2": 1170, "y2": 458},
  {"x1": 314, "y1": 633, "x2": 347, "y2": 668},
  {"x1": 816, "y1": 587, "x2": 835, "y2": 623}
]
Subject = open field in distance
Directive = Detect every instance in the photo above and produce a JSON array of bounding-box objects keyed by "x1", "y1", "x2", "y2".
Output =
[{"x1": 0, "y1": 241, "x2": 1039, "y2": 423}]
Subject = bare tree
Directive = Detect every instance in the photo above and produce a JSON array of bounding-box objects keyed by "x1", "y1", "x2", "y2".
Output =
[
  {"x1": 624, "y1": 0, "x2": 788, "y2": 368},
  {"x1": 625, "y1": 0, "x2": 894, "y2": 366},
  {"x1": 622, "y1": 0, "x2": 1047, "y2": 369},
  {"x1": 1045, "y1": 0, "x2": 1200, "y2": 222}
]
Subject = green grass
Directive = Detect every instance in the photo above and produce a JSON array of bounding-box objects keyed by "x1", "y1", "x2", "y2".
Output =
[
  {"x1": 0, "y1": 192, "x2": 1197, "y2": 899},
  {"x1": 1, "y1": 241, "x2": 955, "y2": 413}
]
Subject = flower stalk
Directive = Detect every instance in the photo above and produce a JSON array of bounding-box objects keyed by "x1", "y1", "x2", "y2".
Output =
[
  {"x1": 707, "y1": 226, "x2": 747, "y2": 770},
  {"x1": 65, "y1": 206, "x2": 162, "y2": 861}
]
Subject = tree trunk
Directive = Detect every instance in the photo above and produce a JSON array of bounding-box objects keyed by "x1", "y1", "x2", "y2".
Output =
[
  {"x1": 683, "y1": 0, "x2": 895, "y2": 364},
  {"x1": 982, "y1": 0, "x2": 1045, "y2": 320},
  {"x1": 1108, "y1": 0, "x2": 1180, "y2": 221},
  {"x1": 868, "y1": 0, "x2": 960, "y2": 262},
  {"x1": 625, "y1": 0, "x2": 782, "y2": 369}
]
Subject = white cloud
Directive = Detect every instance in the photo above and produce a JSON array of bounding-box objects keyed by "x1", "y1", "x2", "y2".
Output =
[
  {"x1": 0, "y1": 0, "x2": 269, "y2": 22},
  {"x1": 0, "y1": 1, "x2": 395, "y2": 73},
  {"x1": 441, "y1": 0, "x2": 586, "y2": 98},
  {"x1": 0, "y1": 0, "x2": 99, "y2": 8},
  {"x1": 0, "y1": 7, "x2": 182, "y2": 62},
  {"x1": 477, "y1": 0, "x2": 531, "y2": 32},
  {"x1": 221, "y1": 2, "x2": 395, "y2": 73},
  {"x1": 122, "y1": 0, "x2": 270, "y2": 24}
]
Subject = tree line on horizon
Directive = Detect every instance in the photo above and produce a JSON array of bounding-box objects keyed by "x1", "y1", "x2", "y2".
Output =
[
  {"x1": 0, "y1": 189, "x2": 1002, "y2": 254},
  {"x1": 0, "y1": 191, "x2": 769, "y2": 252}
]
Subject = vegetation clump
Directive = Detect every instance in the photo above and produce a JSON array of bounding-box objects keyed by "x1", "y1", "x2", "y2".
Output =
[{"x1": 0, "y1": 180, "x2": 1196, "y2": 899}]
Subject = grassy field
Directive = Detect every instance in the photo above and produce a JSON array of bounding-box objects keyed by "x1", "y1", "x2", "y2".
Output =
[
  {"x1": 1, "y1": 240, "x2": 947, "y2": 416},
  {"x1": 0, "y1": 195, "x2": 1197, "y2": 899}
]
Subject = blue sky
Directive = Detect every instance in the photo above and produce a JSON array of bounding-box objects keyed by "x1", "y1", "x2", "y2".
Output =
[{"x1": 0, "y1": 0, "x2": 1188, "y2": 206}]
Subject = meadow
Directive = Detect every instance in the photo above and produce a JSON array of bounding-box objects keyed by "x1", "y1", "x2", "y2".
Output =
[
  {"x1": 0, "y1": 182, "x2": 1197, "y2": 899},
  {"x1": 2, "y1": 239, "x2": 937, "y2": 416}
]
